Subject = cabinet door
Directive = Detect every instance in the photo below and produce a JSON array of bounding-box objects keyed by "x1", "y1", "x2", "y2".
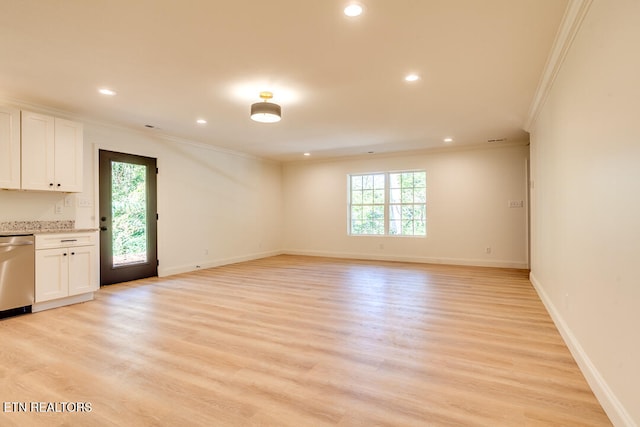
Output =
[
  {"x1": 68, "y1": 245, "x2": 98, "y2": 296},
  {"x1": 21, "y1": 111, "x2": 55, "y2": 191},
  {"x1": 0, "y1": 106, "x2": 21, "y2": 189},
  {"x1": 36, "y1": 248, "x2": 69, "y2": 302},
  {"x1": 54, "y1": 118, "x2": 83, "y2": 192}
]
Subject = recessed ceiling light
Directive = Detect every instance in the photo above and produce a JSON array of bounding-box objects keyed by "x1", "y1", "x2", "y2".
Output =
[
  {"x1": 344, "y1": 3, "x2": 363, "y2": 17},
  {"x1": 196, "y1": 119, "x2": 207, "y2": 125},
  {"x1": 98, "y1": 88, "x2": 116, "y2": 96},
  {"x1": 405, "y1": 74, "x2": 420, "y2": 82},
  {"x1": 444, "y1": 137, "x2": 453, "y2": 143},
  {"x1": 303, "y1": 152, "x2": 311, "y2": 157}
]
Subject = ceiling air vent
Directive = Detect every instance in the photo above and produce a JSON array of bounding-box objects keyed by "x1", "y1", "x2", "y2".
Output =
[{"x1": 487, "y1": 138, "x2": 507, "y2": 143}]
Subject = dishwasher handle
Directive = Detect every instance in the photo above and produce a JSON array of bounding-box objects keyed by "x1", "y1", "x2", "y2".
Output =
[{"x1": 0, "y1": 241, "x2": 35, "y2": 247}]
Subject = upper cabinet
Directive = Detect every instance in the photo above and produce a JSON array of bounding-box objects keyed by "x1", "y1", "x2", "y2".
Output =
[
  {"x1": 0, "y1": 106, "x2": 21, "y2": 189},
  {"x1": 21, "y1": 111, "x2": 83, "y2": 192}
]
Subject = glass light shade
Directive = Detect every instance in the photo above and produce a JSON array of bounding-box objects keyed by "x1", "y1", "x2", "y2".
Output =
[{"x1": 250, "y1": 102, "x2": 281, "y2": 123}]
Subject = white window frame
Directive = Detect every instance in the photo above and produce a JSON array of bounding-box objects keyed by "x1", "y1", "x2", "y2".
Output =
[{"x1": 348, "y1": 170, "x2": 426, "y2": 237}]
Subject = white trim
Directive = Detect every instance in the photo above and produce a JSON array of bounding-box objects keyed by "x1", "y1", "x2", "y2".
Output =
[
  {"x1": 284, "y1": 249, "x2": 528, "y2": 269},
  {"x1": 529, "y1": 273, "x2": 635, "y2": 427},
  {"x1": 524, "y1": 0, "x2": 593, "y2": 131}
]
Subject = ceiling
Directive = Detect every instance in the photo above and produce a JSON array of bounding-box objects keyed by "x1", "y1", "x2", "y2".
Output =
[{"x1": 0, "y1": 0, "x2": 568, "y2": 162}]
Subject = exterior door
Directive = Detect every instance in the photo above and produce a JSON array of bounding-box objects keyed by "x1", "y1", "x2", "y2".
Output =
[{"x1": 99, "y1": 150, "x2": 157, "y2": 285}]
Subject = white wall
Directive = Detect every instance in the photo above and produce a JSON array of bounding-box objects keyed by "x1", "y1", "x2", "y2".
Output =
[
  {"x1": 529, "y1": 1, "x2": 640, "y2": 425},
  {"x1": 283, "y1": 144, "x2": 529, "y2": 268},
  {"x1": 1, "y1": 116, "x2": 284, "y2": 277}
]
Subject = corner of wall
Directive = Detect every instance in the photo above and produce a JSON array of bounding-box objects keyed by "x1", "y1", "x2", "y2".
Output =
[{"x1": 529, "y1": 272, "x2": 636, "y2": 427}]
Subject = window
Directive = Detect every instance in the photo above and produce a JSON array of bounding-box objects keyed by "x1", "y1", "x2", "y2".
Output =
[{"x1": 349, "y1": 171, "x2": 426, "y2": 236}]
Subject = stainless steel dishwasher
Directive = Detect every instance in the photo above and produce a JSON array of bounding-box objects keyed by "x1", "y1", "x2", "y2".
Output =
[{"x1": 0, "y1": 234, "x2": 35, "y2": 314}]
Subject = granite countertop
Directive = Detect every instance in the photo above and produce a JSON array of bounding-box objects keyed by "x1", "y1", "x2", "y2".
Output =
[
  {"x1": 0, "y1": 220, "x2": 98, "y2": 236},
  {"x1": 31, "y1": 228, "x2": 99, "y2": 234}
]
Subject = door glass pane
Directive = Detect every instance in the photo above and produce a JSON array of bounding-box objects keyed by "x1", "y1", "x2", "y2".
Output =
[{"x1": 112, "y1": 161, "x2": 147, "y2": 266}]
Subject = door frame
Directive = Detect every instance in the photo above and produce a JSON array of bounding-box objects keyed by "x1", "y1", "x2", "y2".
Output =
[{"x1": 98, "y1": 149, "x2": 158, "y2": 285}]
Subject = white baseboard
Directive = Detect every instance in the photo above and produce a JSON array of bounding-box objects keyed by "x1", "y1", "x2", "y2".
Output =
[
  {"x1": 284, "y1": 249, "x2": 529, "y2": 269},
  {"x1": 529, "y1": 273, "x2": 635, "y2": 427},
  {"x1": 158, "y1": 250, "x2": 283, "y2": 277}
]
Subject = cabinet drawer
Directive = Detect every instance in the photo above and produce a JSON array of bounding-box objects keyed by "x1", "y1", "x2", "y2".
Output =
[{"x1": 35, "y1": 232, "x2": 97, "y2": 249}]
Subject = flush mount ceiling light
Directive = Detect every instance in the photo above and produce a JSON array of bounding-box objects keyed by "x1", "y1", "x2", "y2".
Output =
[
  {"x1": 250, "y1": 91, "x2": 281, "y2": 123},
  {"x1": 405, "y1": 74, "x2": 420, "y2": 82}
]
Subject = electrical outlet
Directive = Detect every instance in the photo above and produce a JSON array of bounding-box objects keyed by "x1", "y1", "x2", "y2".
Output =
[
  {"x1": 485, "y1": 247, "x2": 492, "y2": 254},
  {"x1": 508, "y1": 200, "x2": 524, "y2": 208},
  {"x1": 55, "y1": 201, "x2": 64, "y2": 214},
  {"x1": 64, "y1": 195, "x2": 73, "y2": 207}
]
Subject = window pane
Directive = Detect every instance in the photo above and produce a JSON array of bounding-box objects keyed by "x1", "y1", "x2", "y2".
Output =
[
  {"x1": 351, "y1": 175, "x2": 363, "y2": 190},
  {"x1": 362, "y1": 190, "x2": 373, "y2": 204},
  {"x1": 414, "y1": 172, "x2": 426, "y2": 188},
  {"x1": 372, "y1": 221, "x2": 384, "y2": 234},
  {"x1": 351, "y1": 190, "x2": 363, "y2": 204},
  {"x1": 401, "y1": 188, "x2": 413, "y2": 203},
  {"x1": 415, "y1": 205, "x2": 426, "y2": 220},
  {"x1": 414, "y1": 188, "x2": 426, "y2": 203},
  {"x1": 374, "y1": 189, "x2": 384, "y2": 204},
  {"x1": 389, "y1": 205, "x2": 401, "y2": 220},
  {"x1": 389, "y1": 173, "x2": 401, "y2": 189},
  {"x1": 351, "y1": 206, "x2": 363, "y2": 220},
  {"x1": 363, "y1": 175, "x2": 373, "y2": 189},
  {"x1": 112, "y1": 161, "x2": 147, "y2": 266},
  {"x1": 389, "y1": 220, "x2": 401, "y2": 235},
  {"x1": 401, "y1": 205, "x2": 413, "y2": 219},
  {"x1": 373, "y1": 174, "x2": 385, "y2": 189},
  {"x1": 402, "y1": 219, "x2": 413, "y2": 235},
  {"x1": 401, "y1": 173, "x2": 414, "y2": 187},
  {"x1": 390, "y1": 189, "x2": 401, "y2": 203},
  {"x1": 415, "y1": 221, "x2": 426, "y2": 235}
]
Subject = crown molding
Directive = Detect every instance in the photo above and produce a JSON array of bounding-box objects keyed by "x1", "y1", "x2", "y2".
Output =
[
  {"x1": 524, "y1": 0, "x2": 593, "y2": 131},
  {"x1": 0, "y1": 95, "x2": 278, "y2": 165}
]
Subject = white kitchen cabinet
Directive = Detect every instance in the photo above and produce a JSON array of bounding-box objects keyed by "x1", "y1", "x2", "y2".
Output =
[
  {"x1": 35, "y1": 232, "x2": 99, "y2": 305},
  {"x1": 0, "y1": 106, "x2": 21, "y2": 189},
  {"x1": 21, "y1": 111, "x2": 83, "y2": 192},
  {"x1": 35, "y1": 248, "x2": 69, "y2": 302}
]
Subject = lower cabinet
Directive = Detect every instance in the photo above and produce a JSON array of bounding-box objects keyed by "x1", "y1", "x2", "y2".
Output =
[{"x1": 35, "y1": 232, "x2": 99, "y2": 308}]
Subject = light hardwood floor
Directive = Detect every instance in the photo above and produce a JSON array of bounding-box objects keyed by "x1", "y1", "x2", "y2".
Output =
[{"x1": 0, "y1": 255, "x2": 611, "y2": 426}]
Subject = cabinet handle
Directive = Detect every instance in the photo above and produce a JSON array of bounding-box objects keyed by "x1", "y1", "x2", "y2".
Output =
[
  {"x1": 63, "y1": 253, "x2": 67, "y2": 256},
  {"x1": 60, "y1": 239, "x2": 77, "y2": 243},
  {"x1": 49, "y1": 183, "x2": 54, "y2": 187},
  {"x1": 57, "y1": 183, "x2": 61, "y2": 187},
  {"x1": 71, "y1": 252, "x2": 75, "y2": 255}
]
